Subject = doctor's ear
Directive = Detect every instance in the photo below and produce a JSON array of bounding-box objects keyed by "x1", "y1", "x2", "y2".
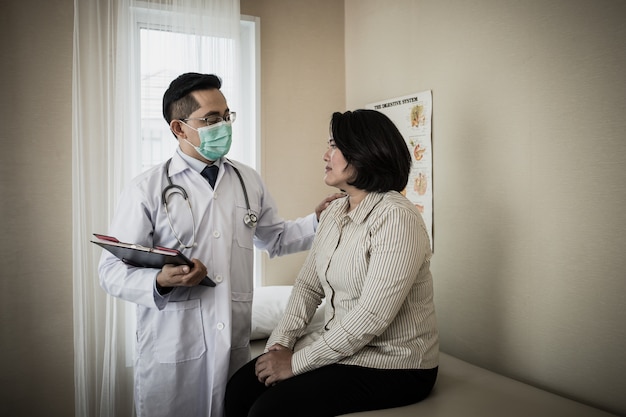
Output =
[{"x1": 170, "y1": 120, "x2": 187, "y2": 138}]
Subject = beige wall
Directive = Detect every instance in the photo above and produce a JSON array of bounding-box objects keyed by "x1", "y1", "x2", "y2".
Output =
[
  {"x1": 0, "y1": 0, "x2": 75, "y2": 416},
  {"x1": 345, "y1": 0, "x2": 626, "y2": 415},
  {"x1": 241, "y1": 0, "x2": 345, "y2": 285}
]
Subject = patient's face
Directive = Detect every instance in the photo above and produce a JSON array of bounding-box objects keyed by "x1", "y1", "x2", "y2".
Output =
[{"x1": 323, "y1": 139, "x2": 354, "y2": 190}]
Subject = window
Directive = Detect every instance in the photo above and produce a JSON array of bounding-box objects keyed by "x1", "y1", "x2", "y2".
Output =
[{"x1": 137, "y1": 15, "x2": 259, "y2": 172}]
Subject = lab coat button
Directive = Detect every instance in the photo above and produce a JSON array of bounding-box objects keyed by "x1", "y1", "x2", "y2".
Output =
[
  {"x1": 213, "y1": 231, "x2": 220, "y2": 238},
  {"x1": 215, "y1": 275, "x2": 223, "y2": 283},
  {"x1": 217, "y1": 322, "x2": 225, "y2": 330}
]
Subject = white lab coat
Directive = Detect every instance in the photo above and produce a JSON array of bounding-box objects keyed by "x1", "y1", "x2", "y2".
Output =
[{"x1": 98, "y1": 151, "x2": 317, "y2": 417}]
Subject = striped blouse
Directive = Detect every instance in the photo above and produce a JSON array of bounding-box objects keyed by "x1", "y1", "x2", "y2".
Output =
[{"x1": 266, "y1": 191, "x2": 439, "y2": 375}]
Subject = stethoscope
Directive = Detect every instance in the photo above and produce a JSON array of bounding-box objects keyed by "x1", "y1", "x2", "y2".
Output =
[{"x1": 161, "y1": 158, "x2": 258, "y2": 249}]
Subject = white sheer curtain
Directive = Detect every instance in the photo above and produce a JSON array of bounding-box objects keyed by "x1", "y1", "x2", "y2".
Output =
[{"x1": 72, "y1": 0, "x2": 240, "y2": 416}]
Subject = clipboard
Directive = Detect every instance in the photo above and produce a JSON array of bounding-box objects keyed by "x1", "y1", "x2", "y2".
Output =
[{"x1": 91, "y1": 234, "x2": 215, "y2": 287}]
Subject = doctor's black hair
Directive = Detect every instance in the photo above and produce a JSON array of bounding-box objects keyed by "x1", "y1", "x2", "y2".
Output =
[
  {"x1": 162, "y1": 73, "x2": 222, "y2": 124},
  {"x1": 330, "y1": 109, "x2": 411, "y2": 193}
]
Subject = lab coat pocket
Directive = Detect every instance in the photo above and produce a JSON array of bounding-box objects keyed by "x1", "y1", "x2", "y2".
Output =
[
  {"x1": 231, "y1": 291, "x2": 253, "y2": 349},
  {"x1": 153, "y1": 298, "x2": 206, "y2": 363},
  {"x1": 235, "y1": 203, "x2": 259, "y2": 249}
]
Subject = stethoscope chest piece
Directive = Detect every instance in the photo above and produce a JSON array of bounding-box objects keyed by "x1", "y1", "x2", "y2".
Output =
[{"x1": 243, "y1": 211, "x2": 258, "y2": 228}]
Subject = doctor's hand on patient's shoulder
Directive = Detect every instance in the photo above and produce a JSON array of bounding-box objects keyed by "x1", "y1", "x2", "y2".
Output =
[
  {"x1": 315, "y1": 192, "x2": 345, "y2": 220},
  {"x1": 156, "y1": 258, "x2": 208, "y2": 289}
]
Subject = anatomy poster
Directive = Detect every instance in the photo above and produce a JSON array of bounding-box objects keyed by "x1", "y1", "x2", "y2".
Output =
[{"x1": 367, "y1": 90, "x2": 434, "y2": 249}]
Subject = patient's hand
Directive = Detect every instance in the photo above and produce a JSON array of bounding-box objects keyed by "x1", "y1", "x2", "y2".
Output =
[{"x1": 255, "y1": 344, "x2": 294, "y2": 386}]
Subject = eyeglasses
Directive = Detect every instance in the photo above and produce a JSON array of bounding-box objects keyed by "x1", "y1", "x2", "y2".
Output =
[{"x1": 182, "y1": 111, "x2": 236, "y2": 126}]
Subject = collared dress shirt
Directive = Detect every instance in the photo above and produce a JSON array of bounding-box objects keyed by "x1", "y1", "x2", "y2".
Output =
[{"x1": 267, "y1": 191, "x2": 439, "y2": 374}]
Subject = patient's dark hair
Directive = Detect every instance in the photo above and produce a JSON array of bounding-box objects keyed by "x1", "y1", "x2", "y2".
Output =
[
  {"x1": 330, "y1": 109, "x2": 411, "y2": 193},
  {"x1": 162, "y1": 73, "x2": 222, "y2": 124}
]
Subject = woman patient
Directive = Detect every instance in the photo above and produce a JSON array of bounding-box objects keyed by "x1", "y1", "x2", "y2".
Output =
[{"x1": 225, "y1": 109, "x2": 439, "y2": 417}]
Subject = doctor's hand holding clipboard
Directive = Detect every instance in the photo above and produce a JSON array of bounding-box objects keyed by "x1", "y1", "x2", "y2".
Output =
[
  {"x1": 91, "y1": 233, "x2": 214, "y2": 292},
  {"x1": 156, "y1": 259, "x2": 208, "y2": 293}
]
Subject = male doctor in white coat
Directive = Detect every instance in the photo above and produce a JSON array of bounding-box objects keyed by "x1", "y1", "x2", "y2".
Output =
[{"x1": 99, "y1": 73, "x2": 341, "y2": 417}]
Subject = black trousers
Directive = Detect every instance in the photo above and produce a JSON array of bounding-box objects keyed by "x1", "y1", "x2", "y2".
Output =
[{"x1": 225, "y1": 355, "x2": 438, "y2": 417}]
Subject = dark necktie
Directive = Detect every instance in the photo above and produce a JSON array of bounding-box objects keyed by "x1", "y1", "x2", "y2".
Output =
[{"x1": 201, "y1": 164, "x2": 219, "y2": 188}]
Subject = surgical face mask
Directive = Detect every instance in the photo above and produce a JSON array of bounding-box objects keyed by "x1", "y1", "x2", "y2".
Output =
[{"x1": 184, "y1": 121, "x2": 232, "y2": 161}]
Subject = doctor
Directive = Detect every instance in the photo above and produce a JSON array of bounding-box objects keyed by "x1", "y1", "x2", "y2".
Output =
[{"x1": 98, "y1": 73, "x2": 341, "y2": 417}]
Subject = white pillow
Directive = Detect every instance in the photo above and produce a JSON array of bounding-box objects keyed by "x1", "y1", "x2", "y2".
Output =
[{"x1": 250, "y1": 285, "x2": 325, "y2": 340}]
